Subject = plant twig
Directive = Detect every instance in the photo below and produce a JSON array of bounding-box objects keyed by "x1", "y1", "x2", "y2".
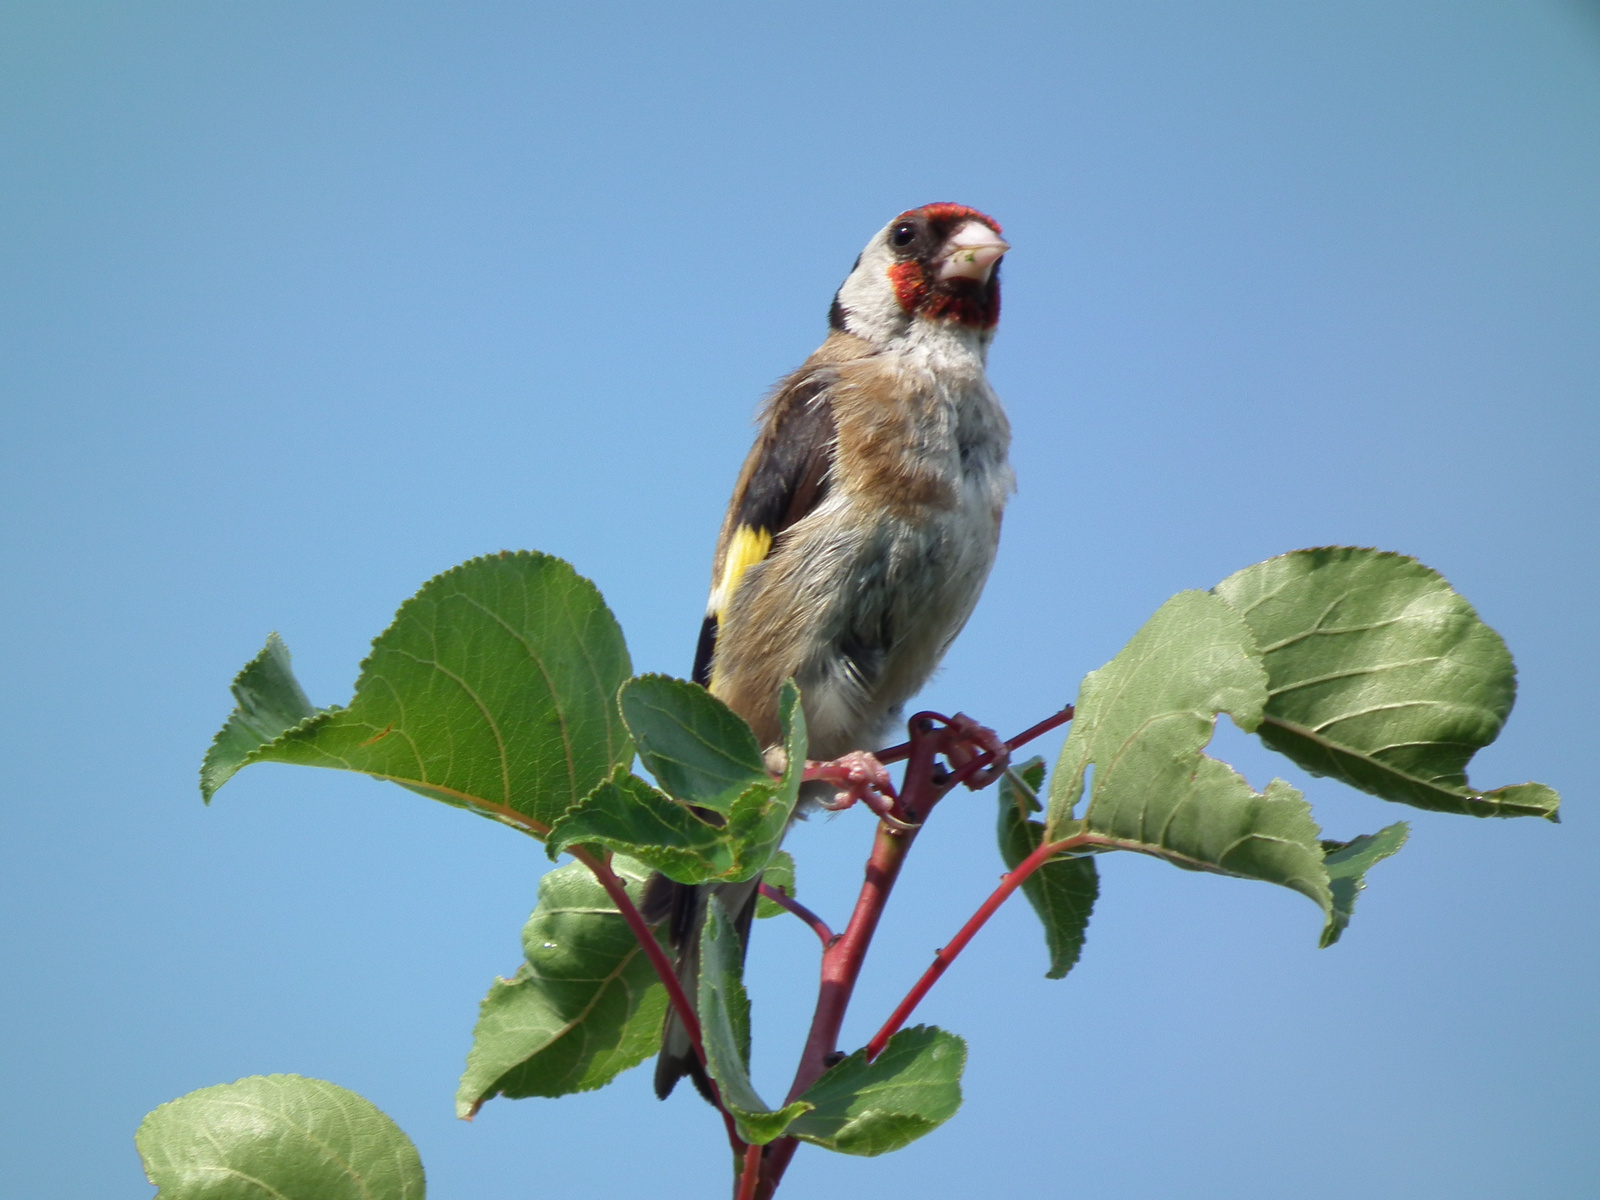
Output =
[
  {"x1": 753, "y1": 714, "x2": 947, "y2": 1197},
  {"x1": 735, "y1": 1142, "x2": 763, "y2": 1200},
  {"x1": 756, "y1": 705, "x2": 1077, "y2": 1198},
  {"x1": 758, "y1": 883, "x2": 835, "y2": 947},
  {"x1": 941, "y1": 704, "x2": 1075, "y2": 791},
  {"x1": 864, "y1": 833, "x2": 1087, "y2": 1059},
  {"x1": 568, "y1": 846, "x2": 747, "y2": 1156},
  {"x1": 871, "y1": 704, "x2": 1072, "y2": 772},
  {"x1": 569, "y1": 848, "x2": 699, "y2": 1051}
]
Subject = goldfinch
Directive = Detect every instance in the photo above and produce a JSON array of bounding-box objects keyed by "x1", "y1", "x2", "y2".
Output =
[{"x1": 651, "y1": 204, "x2": 1013, "y2": 1101}]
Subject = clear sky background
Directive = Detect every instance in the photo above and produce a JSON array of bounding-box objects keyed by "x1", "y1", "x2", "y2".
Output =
[{"x1": 2, "y1": 3, "x2": 1596, "y2": 1197}]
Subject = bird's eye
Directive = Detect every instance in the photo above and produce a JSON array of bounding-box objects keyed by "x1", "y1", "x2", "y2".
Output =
[{"x1": 890, "y1": 222, "x2": 917, "y2": 248}]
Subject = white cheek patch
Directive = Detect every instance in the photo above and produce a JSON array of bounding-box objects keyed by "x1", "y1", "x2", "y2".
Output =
[{"x1": 833, "y1": 232, "x2": 909, "y2": 344}]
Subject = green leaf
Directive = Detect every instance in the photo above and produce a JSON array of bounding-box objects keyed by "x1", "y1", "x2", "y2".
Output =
[
  {"x1": 200, "y1": 633, "x2": 321, "y2": 802},
  {"x1": 137, "y1": 1074, "x2": 424, "y2": 1200},
  {"x1": 698, "y1": 897, "x2": 813, "y2": 1145},
  {"x1": 1047, "y1": 589, "x2": 1270, "y2": 831},
  {"x1": 754, "y1": 850, "x2": 797, "y2": 920},
  {"x1": 1046, "y1": 590, "x2": 1341, "y2": 940},
  {"x1": 620, "y1": 674, "x2": 768, "y2": 812},
  {"x1": 1320, "y1": 822, "x2": 1409, "y2": 948},
  {"x1": 789, "y1": 1026, "x2": 966, "y2": 1156},
  {"x1": 720, "y1": 679, "x2": 806, "y2": 875},
  {"x1": 1213, "y1": 548, "x2": 1560, "y2": 820},
  {"x1": 456, "y1": 856, "x2": 667, "y2": 1115},
  {"x1": 203, "y1": 552, "x2": 634, "y2": 837},
  {"x1": 997, "y1": 758, "x2": 1097, "y2": 979},
  {"x1": 548, "y1": 681, "x2": 807, "y2": 885},
  {"x1": 546, "y1": 770, "x2": 735, "y2": 882}
]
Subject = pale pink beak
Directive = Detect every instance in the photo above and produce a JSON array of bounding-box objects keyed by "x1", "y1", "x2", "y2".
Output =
[{"x1": 938, "y1": 220, "x2": 1010, "y2": 282}]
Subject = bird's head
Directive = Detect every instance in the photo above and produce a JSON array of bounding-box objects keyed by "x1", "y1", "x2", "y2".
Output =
[{"x1": 829, "y1": 204, "x2": 1007, "y2": 348}]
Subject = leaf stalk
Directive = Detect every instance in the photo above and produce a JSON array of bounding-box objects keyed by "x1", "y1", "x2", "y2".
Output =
[
  {"x1": 758, "y1": 883, "x2": 836, "y2": 947},
  {"x1": 753, "y1": 706, "x2": 1070, "y2": 1197},
  {"x1": 864, "y1": 834, "x2": 1083, "y2": 1060},
  {"x1": 569, "y1": 846, "x2": 748, "y2": 1157}
]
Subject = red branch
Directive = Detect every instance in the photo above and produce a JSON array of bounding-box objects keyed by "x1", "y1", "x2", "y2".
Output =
[
  {"x1": 758, "y1": 883, "x2": 836, "y2": 947},
  {"x1": 736, "y1": 1142, "x2": 763, "y2": 1200},
  {"x1": 871, "y1": 704, "x2": 1072, "y2": 772},
  {"x1": 865, "y1": 835, "x2": 1082, "y2": 1059},
  {"x1": 572, "y1": 706, "x2": 1076, "y2": 1198},
  {"x1": 942, "y1": 705, "x2": 1075, "y2": 791},
  {"x1": 749, "y1": 716, "x2": 945, "y2": 1197},
  {"x1": 568, "y1": 846, "x2": 747, "y2": 1157},
  {"x1": 754, "y1": 706, "x2": 1074, "y2": 1198}
]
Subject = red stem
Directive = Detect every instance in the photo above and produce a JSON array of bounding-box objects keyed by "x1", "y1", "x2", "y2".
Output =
[
  {"x1": 868, "y1": 726, "x2": 935, "y2": 767},
  {"x1": 753, "y1": 716, "x2": 947, "y2": 1197},
  {"x1": 762, "y1": 705, "x2": 1077, "y2": 1198},
  {"x1": 1001, "y1": 705, "x2": 1076, "y2": 755},
  {"x1": 864, "y1": 834, "x2": 1085, "y2": 1060},
  {"x1": 941, "y1": 705, "x2": 1075, "y2": 791},
  {"x1": 755, "y1": 826, "x2": 917, "y2": 1197},
  {"x1": 758, "y1": 883, "x2": 835, "y2": 947},
  {"x1": 789, "y1": 823, "x2": 917, "y2": 1095},
  {"x1": 569, "y1": 848, "x2": 700, "y2": 1051},
  {"x1": 573, "y1": 705, "x2": 1077, "y2": 1198},
  {"x1": 568, "y1": 846, "x2": 747, "y2": 1156},
  {"x1": 872, "y1": 705, "x2": 1072, "y2": 773},
  {"x1": 736, "y1": 1143, "x2": 763, "y2": 1200}
]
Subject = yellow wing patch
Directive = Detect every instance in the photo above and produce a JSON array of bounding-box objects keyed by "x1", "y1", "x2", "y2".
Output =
[{"x1": 710, "y1": 525, "x2": 773, "y2": 621}]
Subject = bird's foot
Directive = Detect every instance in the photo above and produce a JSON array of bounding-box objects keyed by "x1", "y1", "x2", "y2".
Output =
[
  {"x1": 942, "y1": 713, "x2": 1010, "y2": 788},
  {"x1": 804, "y1": 752, "x2": 915, "y2": 831}
]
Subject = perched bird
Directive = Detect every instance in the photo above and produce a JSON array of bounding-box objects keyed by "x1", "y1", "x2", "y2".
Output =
[{"x1": 648, "y1": 203, "x2": 1014, "y2": 1101}]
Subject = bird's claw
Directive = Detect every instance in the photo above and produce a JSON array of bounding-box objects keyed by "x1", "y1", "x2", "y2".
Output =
[
  {"x1": 803, "y1": 751, "x2": 916, "y2": 831},
  {"x1": 942, "y1": 713, "x2": 1010, "y2": 788}
]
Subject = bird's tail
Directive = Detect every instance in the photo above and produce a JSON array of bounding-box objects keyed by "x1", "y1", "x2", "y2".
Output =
[{"x1": 642, "y1": 872, "x2": 762, "y2": 1102}]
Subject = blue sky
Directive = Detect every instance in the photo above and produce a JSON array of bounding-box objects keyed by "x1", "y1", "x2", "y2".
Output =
[{"x1": 2, "y1": 3, "x2": 1596, "y2": 1197}]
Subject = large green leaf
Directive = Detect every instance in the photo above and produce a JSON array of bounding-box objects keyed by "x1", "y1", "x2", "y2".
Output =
[
  {"x1": 1214, "y1": 548, "x2": 1559, "y2": 820},
  {"x1": 788, "y1": 1026, "x2": 967, "y2": 1156},
  {"x1": 698, "y1": 897, "x2": 812, "y2": 1145},
  {"x1": 1045, "y1": 589, "x2": 1407, "y2": 946},
  {"x1": 996, "y1": 758, "x2": 1097, "y2": 979},
  {"x1": 547, "y1": 681, "x2": 806, "y2": 885},
  {"x1": 1049, "y1": 592, "x2": 1401, "y2": 947},
  {"x1": 201, "y1": 552, "x2": 634, "y2": 836},
  {"x1": 1046, "y1": 591, "x2": 1344, "y2": 940},
  {"x1": 620, "y1": 674, "x2": 768, "y2": 812},
  {"x1": 137, "y1": 1075, "x2": 424, "y2": 1200},
  {"x1": 457, "y1": 856, "x2": 667, "y2": 1115}
]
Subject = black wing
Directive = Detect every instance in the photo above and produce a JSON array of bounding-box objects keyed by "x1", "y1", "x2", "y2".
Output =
[{"x1": 692, "y1": 372, "x2": 838, "y2": 686}]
